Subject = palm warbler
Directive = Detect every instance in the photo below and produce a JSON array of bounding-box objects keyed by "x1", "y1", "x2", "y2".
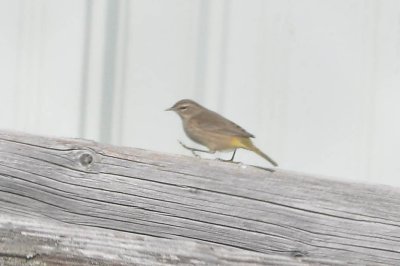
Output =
[{"x1": 166, "y1": 99, "x2": 278, "y2": 166}]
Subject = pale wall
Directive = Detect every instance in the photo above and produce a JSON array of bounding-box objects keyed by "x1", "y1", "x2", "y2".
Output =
[{"x1": 1, "y1": 0, "x2": 399, "y2": 185}]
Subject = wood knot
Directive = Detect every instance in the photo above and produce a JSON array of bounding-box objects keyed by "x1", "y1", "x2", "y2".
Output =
[{"x1": 79, "y1": 153, "x2": 93, "y2": 166}]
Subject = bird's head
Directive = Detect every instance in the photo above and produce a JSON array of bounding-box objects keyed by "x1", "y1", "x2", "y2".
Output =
[{"x1": 166, "y1": 99, "x2": 204, "y2": 120}]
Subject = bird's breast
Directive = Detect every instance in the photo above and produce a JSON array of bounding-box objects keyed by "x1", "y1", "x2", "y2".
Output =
[{"x1": 183, "y1": 120, "x2": 246, "y2": 151}]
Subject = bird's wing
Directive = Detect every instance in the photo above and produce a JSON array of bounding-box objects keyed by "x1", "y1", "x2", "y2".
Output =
[{"x1": 193, "y1": 110, "x2": 255, "y2": 138}]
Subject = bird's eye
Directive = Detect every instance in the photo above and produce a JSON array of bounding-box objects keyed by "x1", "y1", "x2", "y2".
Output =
[{"x1": 179, "y1": 106, "x2": 187, "y2": 110}]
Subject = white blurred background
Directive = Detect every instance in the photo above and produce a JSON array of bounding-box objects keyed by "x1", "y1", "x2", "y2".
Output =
[{"x1": 1, "y1": 0, "x2": 399, "y2": 186}]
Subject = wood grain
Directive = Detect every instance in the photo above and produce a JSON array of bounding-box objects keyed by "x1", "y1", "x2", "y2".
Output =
[{"x1": 0, "y1": 130, "x2": 399, "y2": 265}]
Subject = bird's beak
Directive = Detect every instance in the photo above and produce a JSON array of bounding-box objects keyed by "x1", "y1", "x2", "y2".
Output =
[{"x1": 165, "y1": 107, "x2": 174, "y2": 111}]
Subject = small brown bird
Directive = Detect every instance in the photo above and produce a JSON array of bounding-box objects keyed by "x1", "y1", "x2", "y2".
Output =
[{"x1": 166, "y1": 99, "x2": 278, "y2": 166}]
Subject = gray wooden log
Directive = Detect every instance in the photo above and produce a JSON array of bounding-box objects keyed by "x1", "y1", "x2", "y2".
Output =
[{"x1": 0, "y1": 130, "x2": 399, "y2": 265}]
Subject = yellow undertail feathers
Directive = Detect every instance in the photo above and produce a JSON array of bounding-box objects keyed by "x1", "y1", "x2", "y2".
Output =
[{"x1": 231, "y1": 137, "x2": 278, "y2": 167}]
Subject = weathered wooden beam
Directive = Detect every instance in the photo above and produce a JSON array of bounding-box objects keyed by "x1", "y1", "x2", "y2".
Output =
[
  {"x1": 0, "y1": 130, "x2": 399, "y2": 265},
  {"x1": 0, "y1": 214, "x2": 314, "y2": 266}
]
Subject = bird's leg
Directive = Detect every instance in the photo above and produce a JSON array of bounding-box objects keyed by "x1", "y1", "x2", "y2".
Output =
[
  {"x1": 229, "y1": 149, "x2": 237, "y2": 161},
  {"x1": 178, "y1": 140, "x2": 214, "y2": 158},
  {"x1": 217, "y1": 149, "x2": 239, "y2": 163}
]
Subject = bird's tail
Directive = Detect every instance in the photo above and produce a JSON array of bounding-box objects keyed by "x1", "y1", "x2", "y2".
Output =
[
  {"x1": 232, "y1": 138, "x2": 278, "y2": 166},
  {"x1": 251, "y1": 145, "x2": 278, "y2": 167},
  {"x1": 239, "y1": 138, "x2": 278, "y2": 167}
]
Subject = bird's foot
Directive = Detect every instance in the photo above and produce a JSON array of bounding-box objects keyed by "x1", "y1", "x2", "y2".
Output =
[
  {"x1": 215, "y1": 158, "x2": 240, "y2": 164},
  {"x1": 178, "y1": 140, "x2": 190, "y2": 150},
  {"x1": 191, "y1": 150, "x2": 201, "y2": 158},
  {"x1": 178, "y1": 140, "x2": 207, "y2": 158}
]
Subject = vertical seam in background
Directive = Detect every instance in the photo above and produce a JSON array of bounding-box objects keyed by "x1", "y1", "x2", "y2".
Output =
[
  {"x1": 14, "y1": 1, "x2": 25, "y2": 129},
  {"x1": 273, "y1": 1, "x2": 293, "y2": 161},
  {"x1": 79, "y1": 0, "x2": 92, "y2": 138},
  {"x1": 194, "y1": 0, "x2": 209, "y2": 103},
  {"x1": 100, "y1": 0, "x2": 119, "y2": 143},
  {"x1": 218, "y1": 0, "x2": 231, "y2": 113},
  {"x1": 365, "y1": 0, "x2": 380, "y2": 181},
  {"x1": 115, "y1": 0, "x2": 130, "y2": 145},
  {"x1": 37, "y1": 3, "x2": 46, "y2": 128}
]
